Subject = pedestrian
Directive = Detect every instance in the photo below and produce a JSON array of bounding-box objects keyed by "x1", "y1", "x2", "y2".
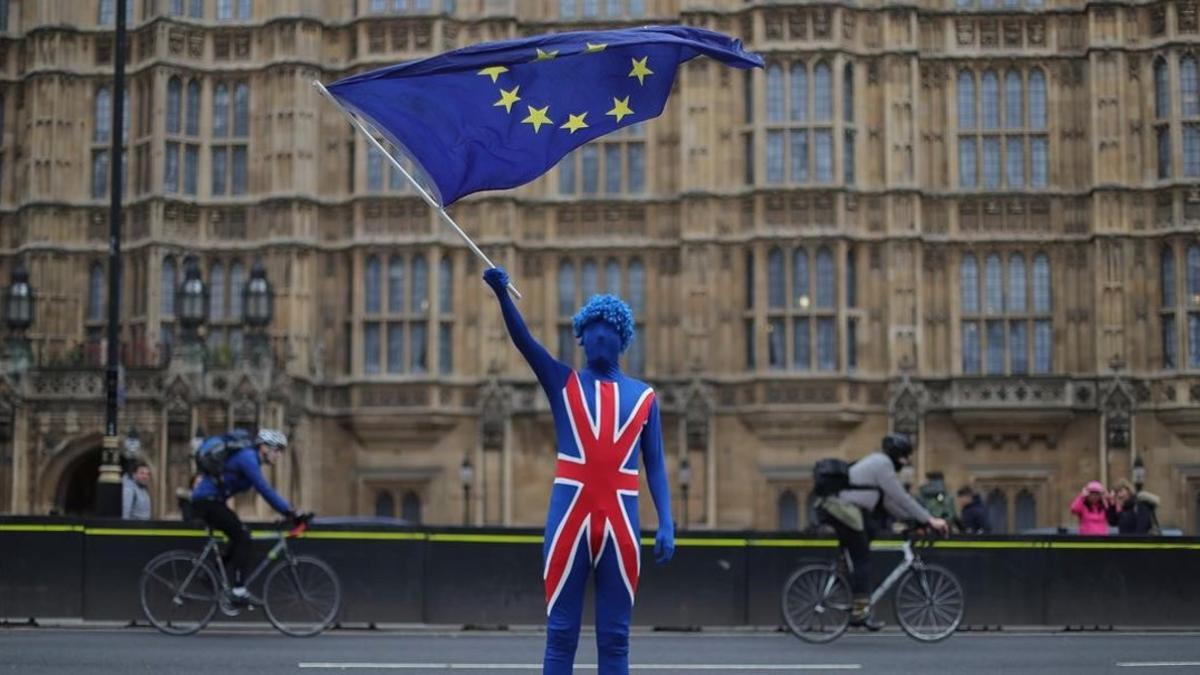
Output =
[
  {"x1": 1069, "y1": 480, "x2": 1111, "y2": 535},
  {"x1": 954, "y1": 486, "x2": 992, "y2": 534},
  {"x1": 122, "y1": 461, "x2": 152, "y2": 520},
  {"x1": 1106, "y1": 478, "x2": 1161, "y2": 535},
  {"x1": 918, "y1": 471, "x2": 956, "y2": 522}
]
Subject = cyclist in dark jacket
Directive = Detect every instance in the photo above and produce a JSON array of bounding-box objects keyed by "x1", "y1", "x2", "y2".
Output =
[{"x1": 191, "y1": 428, "x2": 293, "y2": 604}]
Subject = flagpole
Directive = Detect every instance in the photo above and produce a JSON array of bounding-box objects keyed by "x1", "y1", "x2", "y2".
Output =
[{"x1": 312, "y1": 79, "x2": 521, "y2": 300}]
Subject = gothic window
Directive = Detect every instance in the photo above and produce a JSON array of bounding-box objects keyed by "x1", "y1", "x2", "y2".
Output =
[
  {"x1": 1183, "y1": 56, "x2": 1200, "y2": 177},
  {"x1": 960, "y1": 68, "x2": 1048, "y2": 189},
  {"x1": 363, "y1": 252, "x2": 431, "y2": 375},
  {"x1": 401, "y1": 491, "x2": 422, "y2": 524},
  {"x1": 99, "y1": 0, "x2": 114, "y2": 24},
  {"x1": 1015, "y1": 489, "x2": 1037, "y2": 532},
  {"x1": 750, "y1": 59, "x2": 850, "y2": 186},
  {"x1": 365, "y1": 256, "x2": 382, "y2": 314},
  {"x1": 189, "y1": 0, "x2": 203, "y2": 18},
  {"x1": 374, "y1": 491, "x2": 395, "y2": 518},
  {"x1": 367, "y1": 145, "x2": 384, "y2": 191},
  {"x1": 212, "y1": 81, "x2": 249, "y2": 195},
  {"x1": 1156, "y1": 56, "x2": 1172, "y2": 178},
  {"x1": 605, "y1": 258, "x2": 621, "y2": 295},
  {"x1": 627, "y1": 257, "x2": 645, "y2": 373},
  {"x1": 161, "y1": 256, "x2": 177, "y2": 317},
  {"x1": 961, "y1": 250, "x2": 1053, "y2": 375},
  {"x1": 165, "y1": 80, "x2": 180, "y2": 135},
  {"x1": 767, "y1": 64, "x2": 784, "y2": 122},
  {"x1": 88, "y1": 263, "x2": 105, "y2": 321},
  {"x1": 209, "y1": 262, "x2": 225, "y2": 320},
  {"x1": 229, "y1": 261, "x2": 244, "y2": 321},
  {"x1": 778, "y1": 490, "x2": 799, "y2": 531},
  {"x1": 438, "y1": 255, "x2": 454, "y2": 375},
  {"x1": 755, "y1": 245, "x2": 847, "y2": 372},
  {"x1": 581, "y1": 145, "x2": 599, "y2": 194},
  {"x1": 560, "y1": 125, "x2": 644, "y2": 195},
  {"x1": 987, "y1": 489, "x2": 1008, "y2": 534},
  {"x1": 558, "y1": 259, "x2": 576, "y2": 365},
  {"x1": 92, "y1": 87, "x2": 112, "y2": 199},
  {"x1": 1190, "y1": 245, "x2": 1200, "y2": 368}
]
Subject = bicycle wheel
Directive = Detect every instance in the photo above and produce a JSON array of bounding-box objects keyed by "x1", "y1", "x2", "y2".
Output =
[
  {"x1": 262, "y1": 555, "x2": 342, "y2": 637},
  {"x1": 781, "y1": 564, "x2": 853, "y2": 644},
  {"x1": 140, "y1": 550, "x2": 219, "y2": 636},
  {"x1": 893, "y1": 563, "x2": 965, "y2": 643}
]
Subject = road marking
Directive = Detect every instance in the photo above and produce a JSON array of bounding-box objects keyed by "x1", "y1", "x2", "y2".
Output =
[
  {"x1": 1117, "y1": 663, "x2": 1200, "y2": 668},
  {"x1": 298, "y1": 664, "x2": 861, "y2": 671}
]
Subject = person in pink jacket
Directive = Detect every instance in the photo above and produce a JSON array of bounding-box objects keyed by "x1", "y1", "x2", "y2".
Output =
[{"x1": 1070, "y1": 481, "x2": 1112, "y2": 535}]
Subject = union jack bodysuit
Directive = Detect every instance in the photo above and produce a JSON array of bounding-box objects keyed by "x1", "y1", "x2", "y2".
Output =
[{"x1": 487, "y1": 268, "x2": 674, "y2": 675}]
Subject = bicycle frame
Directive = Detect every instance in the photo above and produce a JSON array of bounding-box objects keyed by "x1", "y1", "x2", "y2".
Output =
[
  {"x1": 868, "y1": 540, "x2": 917, "y2": 608},
  {"x1": 177, "y1": 525, "x2": 301, "y2": 599}
]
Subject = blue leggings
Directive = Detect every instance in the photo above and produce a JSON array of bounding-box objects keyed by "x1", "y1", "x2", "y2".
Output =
[{"x1": 544, "y1": 535, "x2": 634, "y2": 675}]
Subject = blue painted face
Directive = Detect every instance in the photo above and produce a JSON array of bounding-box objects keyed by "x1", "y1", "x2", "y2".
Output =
[{"x1": 580, "y1": 319, "x2": 621, "y2": 368}]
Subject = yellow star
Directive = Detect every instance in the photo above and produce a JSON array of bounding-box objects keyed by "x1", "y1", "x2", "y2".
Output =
[
  {"x1": 560, "y1": 112, "x2": 589, "y2": 134},
  {"x1": 585, "y1": 42, "x2": 608, "y2": 53},
  {"x1": 629, "y1": 56, "x2": 654, "y2": 86},
  {"x1": 534, "y1": 48, "x2": 559, "y2": 61},
  {"x1": 521, "y1": 104, "x2": 552, "y2": 133},
  {"x1": 606, "y1": 96, "x2": 633, "y2": 123},
  {"x1": 493, "y1": 86, "x2": 521, "y2": 114},
  {"x1": 477, "y1": 65, "x2": 508, "y2": 83}
]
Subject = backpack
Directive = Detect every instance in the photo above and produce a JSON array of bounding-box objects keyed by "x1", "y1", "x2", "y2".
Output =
[
  {"x1": 193, "y1": 429, "x2": 255, "y2": 479},
  {"x1": 812, "y1": 458, "x2": 852, "y2": 497}
]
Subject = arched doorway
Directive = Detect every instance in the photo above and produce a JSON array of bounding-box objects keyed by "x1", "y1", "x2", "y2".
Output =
[{"x1": 56, "y1": 447, "x2": 103, "y2": 516}]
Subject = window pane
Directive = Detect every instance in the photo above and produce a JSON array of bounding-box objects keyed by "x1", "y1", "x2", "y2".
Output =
[
  {"x1": 745, "y1": 249, "x2": 754, "y2": 309},
  {"x1": 186, "y1": 80, "x2": 200, "y2": 136},
  {"x1": 766, "y1": 64, "x2": 784, "y2": 122},
  {"x1": 232, "y1": 146, "x2": 247, "y2": 194},
  {"x1": 218, "y1": 0, "x2": 231, "y2": 19},
  {"x1": 559, "y1": 152, "x2": 575, "y2": 194},
  {"x1": 558, "y1": 260, "x2": 575, "y2": 316},
  {"x1": 1164, "y1": 313, "x2": 1177, "y2": 369},
  {"x1": 1029, "y1": 69, "x2": 1046, "y2": 130},
  {"x1": 605, "y1": 258, "x2": 621, "y2": 295},
  {"x1": 1006, "y1": 136, "x2": 1024, "y2": 187},
  {"x1": 985, "y1": 254, "x2": 1003, "y2": 314},
  {"x1": 790, "y1": 130, "x2": 808, "y2": 182},
  {"x1": 1162, "y1": 246, "x2": 1176, "y2": 307},
  {"x1": 388, "y1": 256, "x2": 405, "y2": 313},
  {"x1": 559, "y1": 325, "x2": 576, "y2": 364},
  {"x1": 1033, "y1": 319, "x2": 1052, "y2": 373},
  {"x1": 410, "y1": 323, "x2": 427, "y2": 373},
  {"x1": 238, "y1": 0, "x2": 250, "y2": 19},
  {"x1": 439, "y1": 256, "x2": 453, "y2": 314},
  {"x1": 793, "y1": 317, "x2": 810, "y2": 370},
  {"x1": 229, "y1": 262, "x2": 244, "y2": 320},
  {"x1": 743, "y1": 70, "x2": 754, "y2": 124},
  {"x1": 1158, "y1": 126, "x2": 1172, "y2": 179},
  {"x1": 183, "y1": 145, "x2": 198, "y2": 195},
  {"x1": 1187, "y1": 313, "x2": 1200, "y2": 368},
  {"x1": 981, "y1": 71, "x2": 1000, "y2": 129},
  {"x1": 627, "y1": 143, "x2": 644, "y2": 193},
  {"x1": 92, "y1": 150, "x2": 110, "y2": 199},
  {"x1": 189, "y1": 0, "x2": 202, "y2": 17},
  {"x1": 1184, "y1": 125, "x2": 1200, "y2": 177},
  {"x1": 847, "y1": 317, "x2": 857, "y2": 371},
  {"x1": 1183, "y1": 57, "x2": 1199, "y2": 117},
  {"x1": 165, "y1": 80, "x2": 179, "y2": 135},
  {"x1": 778, "y1": 490, "x2": 799, "y2": 531},
  {"x1": 1015, "y1": 490, "x2": 1036, "y2": 532},
  {"x1": 210, "y1": 146, "x2": 226, "y2": 195},
  {"x1": 1190, "y1": 245, "x2": 1200, "y2": 299},
  {"x1": 209, "y1": 263, "x2": 225, "y2": 319},
  {"x1": 745, "y1": 319, "x2": 755, "y2": 369},
  {"x1": 743, "y1": 132, "x2": 754, "y2": 185},
  {"x1": 1008, "y1": 253, "x2": 1027, "y2": 312},
  {"x1": 95, "y1": 86, "x2": 112, "y2": 141},
  {"x1": 815, "y1": 130, "x2": 833, "y2": 182},
  {"x1": 411, "y1": 255, "x2": 428, "y2": 313},
  {"x1": 957, "y1": 71, "x2": 975, "y2": 129},
  {"x1": 790, "y1": 63, "x2": 807, "y2": 122},
  {"x1": 983, "y1": 137, "x2": 1001, "y2": 188},
  {"x1": 846, "y1": 247, "x2": 857, "y2": 308},
  {"x1": 815, "y1": 248, "x2": 835, "y2": 308},
  {"x1": 987, "y1": 489, "x2": 1008, "y2": 534},
  {"x1": 367, "y1": 145, "x2": 384, "y2": 191},
  {"x1": 817, "y1": 317, "x2": 836, "y2": 371},
  {"x1": 766, "y1": 131, "x2": 784, "y2": 183},
  {"x1": 164, "y1": 143, "x2": 179, "y2": 193},
  {"x1": 986, "y1": 320, "x2": 1005, "y2": 374},
  {"x1": 1033, "y1": 253, "x2": 1051, "y2": 312},
  {"x1": 767, "y1": 248, "x2": 784, "y2": 308},
  {"x1": 439, "y1": 323, "x2": 453, "y2": 374},
  {"x1": 629, "y1": 0, "x2": 643, "y2": 16},
  {"x1": 88, "y1": 264, "x2": 105, "y2": 320},
  {"x1": 814, "y1": 63, "x2": 832, "y2": 120},
  {"x1": 844, "y1": 131, "x2": 855, "y2": 184},
  {"x1": 1155, "y1": 58, "x2": 1170, "y2": 120},
  {"x1": 962, "y1": 321, "x2": 981, "y2": 373},
  {"x1": 793, "y1": 248, "x2": 809, "y2": 309},
  {"x1": 768, "y1": 318, "x2": 785, "y2": 369},
  {"x1": 161, "y1": 257, "x2": 176, "y2": 316},
  {"x1": 604, "y1": 145, "x2": 621, "y2": 194},
  {"x1": 1009, "y1": 320, "x2": 1027, "y2": 374},
  {"x1": 1005, "y1": 70, "x2": 1023, "y2": 128},
  {"x1": 959, "y1": 138, "x2": 977, "y2": 187},
  {"x1": 375, "y1": 491, "x2": 395, "y2": 518},
  {"x1": 213, "y1": 84, "x2": 229, "y2": 137},
  {"x1": 581, "y1": 145, "x2": 598, "y2": 194},
  {"x1": 365, "y1": 256, "x2": 381, "y2": 314},
  {"x1": 401, "y1": 491, "x2": 421, "y2": 524},
  {"x1": 99, "y1": 0, "x2": 114, "y2": 23},
  {"x1": 364, "y1": 322, "x2": 381, "y2": 375},
  {"x1": 582, "y1": 0, "x2": 597, "y2": 17},
  {"x1": 844, "y1": 63, "x2": 854, "y2": 123},
  {"x1": 1030, "y1": 136, "x2": 1048, "y2": 187},
  {"x1": 961, "y1": 254, "x2": 979, "y2": 313},
  {"x1": 628, "y1": 324, "x2": 644, "y2": 373},
  {"x1": 628, "y1": 258, "x2": 645, "y2": 315}
]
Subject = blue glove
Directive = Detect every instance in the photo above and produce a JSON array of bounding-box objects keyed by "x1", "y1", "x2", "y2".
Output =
[
  {"x1": 654, "y1": 523, "x2": 675, "y2": 564},
  {"x1": 483, "y1": 266, "x2": 509, "y2": 293}
]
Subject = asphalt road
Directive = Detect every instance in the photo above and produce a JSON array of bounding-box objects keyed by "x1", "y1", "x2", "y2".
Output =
[{"x1": 2, "y1": 627, "x2": 1199, "y2": 674}]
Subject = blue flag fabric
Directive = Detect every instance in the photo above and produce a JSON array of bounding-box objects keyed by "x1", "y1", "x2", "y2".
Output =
[{"x1": 326, "y1": 26, "x2": 763, "y2": 206}]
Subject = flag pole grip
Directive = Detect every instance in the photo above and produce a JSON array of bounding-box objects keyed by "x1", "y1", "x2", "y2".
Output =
[{"x1": 311, "y1": 80, "x2": 521, "y2": 300}]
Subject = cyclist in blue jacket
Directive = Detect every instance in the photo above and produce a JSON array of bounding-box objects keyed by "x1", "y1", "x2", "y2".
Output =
[{"x1": 191, "y1": 428, "x2": 293, "y2": 604}]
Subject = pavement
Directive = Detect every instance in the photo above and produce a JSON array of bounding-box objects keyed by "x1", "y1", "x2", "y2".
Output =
[{"x1": 2, "y1": 625, "x2": 1200, "y2": 673}]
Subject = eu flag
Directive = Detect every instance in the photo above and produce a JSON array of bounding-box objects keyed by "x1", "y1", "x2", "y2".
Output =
[{"x1": 326, "y1": 26, "x2": 763, "y2": 206}]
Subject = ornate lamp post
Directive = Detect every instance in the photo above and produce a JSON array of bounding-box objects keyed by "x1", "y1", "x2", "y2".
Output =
[
  {"x1": 1133, "y1": 456, "x2": 1146, "y2": 493},
  {"x1": 678, "y1": 455, "x2": 692, "y2": 530},
  {"x1": 4, "y1": 262, "x2": 34, "y2": 372},
  {"x1": 459, "y1": 456, "x2": 475, "y2": 526},
  {"x1": 176, "y1": 257, "x2": 208, "y2": 356},
  {"x1": 242, "y1": 260, "x2": 273, "y2": 365}
]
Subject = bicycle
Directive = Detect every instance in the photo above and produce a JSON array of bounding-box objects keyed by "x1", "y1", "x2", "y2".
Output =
[
  {"x1": 139, "y1": 513, "x2": 342, "y2": 637},
  {"x1": 781, "y1": 527, "x2": 965, "y2": 644}
]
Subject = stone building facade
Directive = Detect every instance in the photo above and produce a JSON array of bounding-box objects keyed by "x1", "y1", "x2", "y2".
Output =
[{"x1": 0, "y1": 0, "x2": 1198, "y2": 532}]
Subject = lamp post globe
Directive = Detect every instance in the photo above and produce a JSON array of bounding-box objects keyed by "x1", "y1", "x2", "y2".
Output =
[
  {"x1": 242, "y1": 260, "x2": 273, "y2": 328},
  {"x1": 3, "y1": 262, "x2": 34, "y2": 332},
  {"x1": 176, "y1": 257, "x2": 208, "y2": 334}
]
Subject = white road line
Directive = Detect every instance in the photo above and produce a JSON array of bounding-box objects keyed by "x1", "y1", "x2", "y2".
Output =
[
  {"x1": 1116, "y1": 663, "x2": 1200, "y2": 668},
  {"x1": 298, "y1": 664, "x2": 862, "y2": 671}
]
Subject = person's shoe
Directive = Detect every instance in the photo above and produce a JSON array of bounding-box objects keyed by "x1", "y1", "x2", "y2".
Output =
[
  {"x1": 849, "y1": 598, "x2": 885, "y2": 631},
  {"x1": 217, "y1": 591, "x2": 242, "y2": 617},
  {"x1": 230, "y1": 586, "x2": 262, "y2": 609}
]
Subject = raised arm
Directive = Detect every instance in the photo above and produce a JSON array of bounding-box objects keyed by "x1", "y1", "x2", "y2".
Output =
[
  {"x1": 640, "y1": 398, "x2": 675, "y2": 564},
  {"x1": 483, "y1": 266, "x2": 570, "y2": 392}
]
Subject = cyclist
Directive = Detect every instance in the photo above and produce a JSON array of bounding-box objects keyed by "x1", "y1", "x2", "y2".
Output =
[
  {"x1": 191, "y1": 428, "x2": 296, "y2": 606},
  {"x1": 818, "y1": 433, "x2": 949, "y2": 630}
]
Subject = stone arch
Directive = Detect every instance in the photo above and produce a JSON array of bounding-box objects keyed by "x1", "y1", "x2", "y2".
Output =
[{"x1": 35, "y1": 432, "x2": 103, "y2": 515}]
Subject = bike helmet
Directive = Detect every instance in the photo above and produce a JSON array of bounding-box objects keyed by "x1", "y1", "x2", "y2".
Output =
[
  {"x1": 255, "y1": 428, "x2": 288, "y2": 450},
  {"x1": 882, "y1": 432, "x2": 914, "y2": 471}
]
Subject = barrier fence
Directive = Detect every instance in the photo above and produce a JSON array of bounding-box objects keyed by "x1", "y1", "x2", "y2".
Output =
[{"x1": 3, "y1": 517, "x2": 1198, "y2": 628}]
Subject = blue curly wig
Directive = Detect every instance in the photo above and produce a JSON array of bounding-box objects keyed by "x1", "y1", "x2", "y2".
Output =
[{"x1": 572, "y1": 294, "x2": 636, "y2": 353}]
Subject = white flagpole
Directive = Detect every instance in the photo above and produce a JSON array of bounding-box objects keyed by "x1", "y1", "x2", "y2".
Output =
[{"x1": 312, "y1": 80, "x2": 521, "y2": 299}]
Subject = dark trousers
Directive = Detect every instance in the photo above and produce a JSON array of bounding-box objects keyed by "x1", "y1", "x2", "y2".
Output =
[
  {"x1": 820, "y1": 508, "x2": 874, "y2": 598},
  {"x1": 193, "y1": 499, "x2": 251, "y2": 586}
]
